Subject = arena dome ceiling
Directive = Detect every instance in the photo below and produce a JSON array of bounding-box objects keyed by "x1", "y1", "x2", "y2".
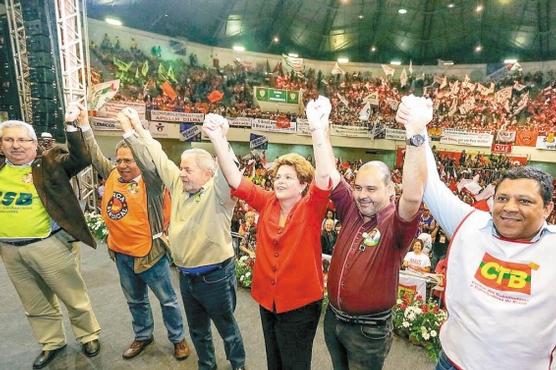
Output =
[{"x1": 86, "y1": 0, "x2": 556, "y2": 65}]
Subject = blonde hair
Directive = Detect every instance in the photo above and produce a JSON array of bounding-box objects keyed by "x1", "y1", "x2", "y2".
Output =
[{"x1": 270, "y1": 153, "x2": 314, "y2": 185}]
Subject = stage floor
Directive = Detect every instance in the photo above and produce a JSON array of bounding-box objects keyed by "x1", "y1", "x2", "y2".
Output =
[{"x1": 0, "y1": 243, "x2": 435, "y2": 370}]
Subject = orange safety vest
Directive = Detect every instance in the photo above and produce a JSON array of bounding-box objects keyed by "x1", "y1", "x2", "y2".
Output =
[{"x1": 101, "y1": 171, "x2": 170, "y2": 257}]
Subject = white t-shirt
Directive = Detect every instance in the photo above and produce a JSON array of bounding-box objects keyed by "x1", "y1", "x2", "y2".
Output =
[{"x1": 403, "y1": 252, "x2": 431, "y2": 271}]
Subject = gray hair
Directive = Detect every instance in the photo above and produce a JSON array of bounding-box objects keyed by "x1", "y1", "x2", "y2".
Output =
[
  {"x1": 180, "y1": 148, "x2": 216, "y2": 175},
  {"x1": 0, "y1": 120, "x2": 37, "y2": 141},
  {"x1": 115, "y1": 140, "x2": 130, "y2": 154},
  {"x1": 358, "y1": 161, "x2": 392, "y2": 185}
]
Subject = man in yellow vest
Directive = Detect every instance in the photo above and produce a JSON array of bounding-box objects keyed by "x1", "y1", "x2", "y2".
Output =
[
  {"x1": 0, "y1": 117, "x2": 101, "y2": 369},
  {"x1": 67, "y1": 103, "x2": 190, "y2": 361}
]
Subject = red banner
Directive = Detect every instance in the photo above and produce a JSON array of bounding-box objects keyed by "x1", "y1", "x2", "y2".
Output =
[
  {"x1": 491, "y1": 143, "x2": 512, "y2": 153},
  {"x1": 515, "y1": 130, "x2": 538, "y2": 147}
]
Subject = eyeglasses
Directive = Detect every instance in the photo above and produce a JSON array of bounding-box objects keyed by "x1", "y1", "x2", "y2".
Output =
[
  {"x1": 115, "y1": 158, "x2": 136, "y2": 165},
  {"x1": 1, "y1": 138, "x2": 36, "y2": 145}
]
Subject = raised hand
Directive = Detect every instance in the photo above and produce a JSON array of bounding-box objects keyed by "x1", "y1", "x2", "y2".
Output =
[
  {"x1": 122, "y1": 107, "x2": 147, "y2": 134},
  {"x1": 306, "y1": 95, "x2": 331, "y2": 132},
  {"x1": 64, "y1": 101, "x2": 88, "y2": 126},
  {"x1": 202, "y1": 113, "x2": 229, "y2": 141},
  {"x1": 116, "y1": 111, "x2": 132, "y2": 132},
  {"x1": 396, "y1": 95, "x2": 433, "y2": 134}
]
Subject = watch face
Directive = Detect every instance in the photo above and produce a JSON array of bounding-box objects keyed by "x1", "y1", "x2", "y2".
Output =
[{"x1": 411, "y1": 134, "x2": 425, "y2": 146}]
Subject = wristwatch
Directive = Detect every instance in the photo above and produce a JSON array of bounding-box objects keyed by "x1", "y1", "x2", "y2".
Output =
[{"x1": 406, "y1": 134, "x2": 426, "y2": 147}]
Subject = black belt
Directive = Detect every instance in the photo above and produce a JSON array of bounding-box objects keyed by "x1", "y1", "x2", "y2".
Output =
[
  {"x1": 1, "y1": 229, "x2": 62, "y2": 247},
  {"x1": 329, "y1": 304, "x2": 392, "y2": 326}
]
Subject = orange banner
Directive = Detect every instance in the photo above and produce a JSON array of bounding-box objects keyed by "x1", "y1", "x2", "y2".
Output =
[{"x1": 515, "y1": 130, "x2": 538, "y2": 147}]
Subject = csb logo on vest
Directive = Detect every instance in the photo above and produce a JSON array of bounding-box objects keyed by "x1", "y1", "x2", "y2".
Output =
[
  {"x1": 106, "y1": 191, "x2": 128, "y2": 220},
  {"x1": 474, "y1": 252, "x2": 534, "y2": 295},
  {"x1": 1, "y1": 191, "x2": 33, "y2": 206}
]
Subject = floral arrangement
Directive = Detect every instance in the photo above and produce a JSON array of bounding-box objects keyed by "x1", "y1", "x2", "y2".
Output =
[
  {"x1": 392, "y1": 293, "x2": 448, "y2": 361},
  {"x1": 84, "y1": 212, "x2": 108, "y2": 242},
  {"x1": 235, "y1": 255, "x2": 254, "y2": 288}
]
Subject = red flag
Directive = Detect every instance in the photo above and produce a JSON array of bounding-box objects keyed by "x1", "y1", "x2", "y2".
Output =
[
  {"x1": 161, "y1": 81, "x2": 177, "y2": 101},
  {"x1": 276, "y1": 116, "x2": 290, "y2": 129},
  {"x1": 207, "y1": 90, "x2": 224, "y2": 103},
  {"x1": 472, "y1": 199, "x2": 490, "y2": 211}
]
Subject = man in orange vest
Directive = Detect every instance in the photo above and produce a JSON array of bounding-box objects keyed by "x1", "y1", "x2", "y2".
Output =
[{"x1": 67, "y1": 103, "x2": 189, "y2": 361}]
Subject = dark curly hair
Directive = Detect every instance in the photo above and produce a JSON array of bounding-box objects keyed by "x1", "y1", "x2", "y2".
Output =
[{"x1": 495, "y1": 166, "x2": 554, "y2": 206}]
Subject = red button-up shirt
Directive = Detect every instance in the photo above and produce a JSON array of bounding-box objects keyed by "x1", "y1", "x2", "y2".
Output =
[
  {"x1": 232, "y1": 177, "x2": 330, "y2": 313},
  {"x1": 327, "y1": 179, "x2": 420, "y2": 314}
]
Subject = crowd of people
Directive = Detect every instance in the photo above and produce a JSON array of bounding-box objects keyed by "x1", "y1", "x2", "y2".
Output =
[
  {"x1": 90, "y1": 34, "x2": 556, "y2": 135},
  {"x1": 2, "y1": 94, "x2": 556, "y2": 370}
]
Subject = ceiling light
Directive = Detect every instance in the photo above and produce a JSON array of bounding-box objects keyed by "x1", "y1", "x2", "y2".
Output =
[
  {"x1": 370, "y1": 46, "x2": 377, "y2": 52},
  {"x1": 358, "y1": 15, "x2": 364, "y2": 19},
  {"x1": 504, "y1": 58, "x2": 518, "y2": 64},
  {"x1": 288, "y1": 52, "x2": 299, "y2": 57},
  {"x1": 273, "y1": 36, "x2": 279, "y2": 43},
  {"x1": 475, "y1": 45, "x2": 482, "y2": 52},
  {"x1": 447, "y1": 3, "x2": 455, "y2": 8},
  {"x1": 338, "y1": 57, "x2": 349, "y2": 64},
  {"x1": 398, "y1": 8, "x2": 407, "y2": 14},
  {"x1": 233, "y1": 45, "x2": 245, "y2": 52},
  {"x1": 476, "y1": 5, "x2": 483, "y2": 12},
  {"x1": 390, "y1": 60, "x2": 401, "y2": 65},
  {"x1": 105, "y1": 17, "x2": 122, "y2": 26}
]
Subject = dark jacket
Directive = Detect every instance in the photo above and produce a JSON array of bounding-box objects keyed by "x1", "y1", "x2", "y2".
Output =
[
  {"x1": 321, "y1": 230, "x2": 337, "y2": 255},
  {"x1": 0, "y1": 129, "x2": 96, "y2": 248}
]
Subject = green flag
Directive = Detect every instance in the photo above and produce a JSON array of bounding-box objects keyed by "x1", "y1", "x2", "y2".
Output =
[
  {"x1": 287, "y1": 91, "x2": 299, "y2": 104},
  {"x1": 256, "y1": 87, "x2": 268, "y2": 101},
  {"x1": 141, "y1": 60, "x2": 149, "y2": 76}
]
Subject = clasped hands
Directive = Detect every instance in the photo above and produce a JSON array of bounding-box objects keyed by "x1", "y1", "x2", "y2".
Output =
[
  {"x1": 395, "y1": 95, "x2": 433, "y2": 134},
  {"x1": 202, "y1": 113, "x2": 229, "y2": 141},
  {"x1": 305, "y1": 96, "x2": 331, "y2": 132}
]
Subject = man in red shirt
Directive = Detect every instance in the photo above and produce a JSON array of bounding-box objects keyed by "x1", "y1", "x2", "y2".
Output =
[{"x1": 322, "y1": 95, "x2": 431, "y2": 370}]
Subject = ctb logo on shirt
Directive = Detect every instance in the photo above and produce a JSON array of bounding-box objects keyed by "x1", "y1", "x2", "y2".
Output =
[
  {"x1": 106, "y1": 191, "x2": 128, "y2": 220},
  {"x1": 474, "y1": 252, "x2": 532, "y2": 295}
]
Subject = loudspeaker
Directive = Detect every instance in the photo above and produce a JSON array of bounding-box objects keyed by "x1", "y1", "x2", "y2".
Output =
[
  {"x1": 30, "y1": 67, "x2": 56, "y2": 83},
  {"x1": 28, "y1": 52, "x2": 53, "y2": 68}
]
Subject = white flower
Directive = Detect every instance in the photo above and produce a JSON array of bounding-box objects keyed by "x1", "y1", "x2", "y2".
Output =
[
  {"x1": 396, "y1": 299, "x2": 403, "y2": 305},
  {"x1": 239, "y1": 256, "x2": 248, "y2": 262},
  {"x1": 246, "y1": 272, "x2": 251, "y2": 277},
  {"x1": 422, "y1": 332, "x2": 430, "y2": 340},
  {"x1": 421, "y1": 326, "x2": 428, "y2": 336},
  {"x1": 402, "y1": 321, "x2": 410, "y2": 328},
  {"x1": 430, "y1": 330, "x2": 437, "y2": 337},
  {"x1": 239, "y1": 276, "x2": 244, "y2": 281}
]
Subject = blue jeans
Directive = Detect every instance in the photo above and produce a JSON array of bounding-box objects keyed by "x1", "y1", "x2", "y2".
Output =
[
  {"x1": 435, "y1": 351, "x2": 457, "y2": 370},
  {"x1": 179, "y1": 258, "x2": 245, "y2": 370},
  {"x1": 115, "y1": 253, "x2": 184, "y2": 343},
  {"x1": 324, "y1": 307, "x2": 393, "y2": 370}
]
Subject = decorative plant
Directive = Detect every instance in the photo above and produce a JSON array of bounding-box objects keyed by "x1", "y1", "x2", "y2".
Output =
[
  {"x1": 235, "y1": 255, "x2": 254, "y2": 288},
  {"x1": 392, "y1": 293, "x2": 448, "y2": 361},
  {"x1": 84, "y1": 212, "x2": 108, "y2": 242}
]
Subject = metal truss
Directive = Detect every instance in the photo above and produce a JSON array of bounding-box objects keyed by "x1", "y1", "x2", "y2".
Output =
[
  {"x1": 5, "y1": 0, "x2": 32, "y2": 123},
  {"x1": 54, "y1": 0, "x2": 97, "y2": 210}
]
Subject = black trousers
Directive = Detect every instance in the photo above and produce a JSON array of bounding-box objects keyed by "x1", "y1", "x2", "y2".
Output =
[{"x1": 260, "y1": 300, "x2": 322, "y2": 370}]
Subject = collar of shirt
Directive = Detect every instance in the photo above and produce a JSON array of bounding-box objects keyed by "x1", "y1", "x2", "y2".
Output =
[
  {"x1": 118, "y1": 174, "x2": 142, "y2": 183},
  {"x1": 359, "y1": 201, "x2": 395, "y2": 225},
  {"x1": 480, "y1": 218, "x2": 556, "y2": 243},
  {"x1": 5, "y1": 158, "x2": 33, "y2": 167},
  {"x1": 187, "y1": 186, "x2": 207, "y2": 200}
]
